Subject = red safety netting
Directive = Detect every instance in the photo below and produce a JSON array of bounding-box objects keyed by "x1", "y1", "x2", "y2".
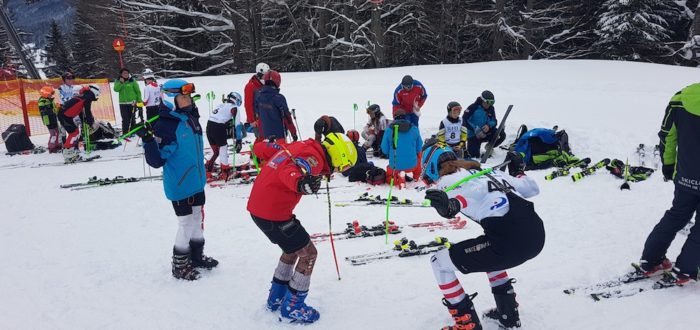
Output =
[{"x1": 0, "y1": 78, "x2": 115, "y2": 143}]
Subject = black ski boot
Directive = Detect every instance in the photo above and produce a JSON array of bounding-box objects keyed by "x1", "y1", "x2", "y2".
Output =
[
  {"x1": 189, "y1": 239, "x2": 219, "y2": 269},
  {"x1": 172, "y1": 248, "x2": 200, "y2": 281},
  {"x1": 441, "y1": 293, "x2": 482, "y2": 330},
  {"x1": 483, "y1": 279, "x2": 521, "y2": 329}
]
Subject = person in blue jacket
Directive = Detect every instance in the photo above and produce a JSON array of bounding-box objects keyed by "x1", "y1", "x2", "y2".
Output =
[
  {"x1": 254, "y1": 70, "x2": 298, "y2": 144},
  {"x1": 381, "y1": 110, "x2": 423, "y2": 186},
  {"x1": 463, "y1": 90, "x2": 505, "y2": 158},
  {"x1": 139, "y1": 79, "x2": 218, "y2": 281}
]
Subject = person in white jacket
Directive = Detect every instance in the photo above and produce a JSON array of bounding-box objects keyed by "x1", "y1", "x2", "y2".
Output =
[
  {"x1": 422, "y1": 145, "x2": 544, "y2": 330},
  {"x1": 142, "y1": 69, "x2": 161, "y2": 120}
]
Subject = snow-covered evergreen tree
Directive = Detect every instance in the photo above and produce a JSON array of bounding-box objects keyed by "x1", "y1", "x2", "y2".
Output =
[{"x1": 43, "y1": 20, "x2": 72, "y2": 78}]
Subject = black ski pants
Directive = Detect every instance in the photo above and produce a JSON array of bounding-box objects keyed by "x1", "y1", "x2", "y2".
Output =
[
  {"x1": 120, "y1": 104, "x2": 138, "y2": 134},
  {"x1": 642, "y1": 186, "x2": 700, "y2": 278},
  {"x1": 467, "y1": 130, "x2": 506, "y2": 158}
]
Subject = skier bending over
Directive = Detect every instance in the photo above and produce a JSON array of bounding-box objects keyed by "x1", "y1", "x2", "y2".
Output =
[
  {"x1": 247, "y1": 133, "x2": 357, "y2": 323},
  {"x1": 422, "y1": 146, "x2": 544, "y2": 330}
]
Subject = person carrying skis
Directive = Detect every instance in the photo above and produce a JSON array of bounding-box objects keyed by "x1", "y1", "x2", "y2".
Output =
[
  {"x1": 381, "y1": 109, "x2": 423, "y2": 187},
  {"x1": 463, "y1": 91, "x2": 505, "y2": 158},
  {"x1": 313, "y1": 115, "x2": 345, "y2": 141},
  {"x1": 246, "y1": 133, "x2": 357, "y2": 323},
  {"x1": 38, "y1": 86, "x2": 61, "y2": 153},
  {"x1": 142, "y1": 68, "x2": 161, "y2": 121},
  {"x1": 244, "y1": 62, "x2": 269, "y2": 140},
  {"x1": 139, "y1": 79, "x2": 218, "y2": 281},
  {"x1": 361, "y1": 104, "x2": 390, "y2": 158},
  {"x1": 392, "y1": 75, "x2": 427, "y2": 127},
  {"x1": 205, "y1": 92, "x2": 244, "y2": 181},
  {"x1": 58, "y1": 85, "x2": 100, "y2": 163},
  {"x1": 631, "y1": 83, "x2": 700, "y2": 288},
  {"x1": 254, "y1": 70, "x2": 298, "y2": 162},
  {"x1": 422, "y1": 146, "x2": 544, "y2": 330},
  {"x1": 438, "y1": 101, "x2": 468, "y2": 159},
  {"x1": 113, "y1": 68, "x2": 143, "y2": 134}
]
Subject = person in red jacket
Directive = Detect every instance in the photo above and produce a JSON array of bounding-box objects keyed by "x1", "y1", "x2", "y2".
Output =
[
  {"x1": 247, "y1": 133, "x2": 358, "y2": 324},
  {"x1": 392, "y1": 75, "x2": 428, "y2": 127},
  {"x1": 244, "y1": 62, "x2": 269, "y2": 141}
]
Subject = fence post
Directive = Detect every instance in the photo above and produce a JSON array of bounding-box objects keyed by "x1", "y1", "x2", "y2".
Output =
[{"x1": 18, "y1": 78, "x2": 31, "y2": 136}]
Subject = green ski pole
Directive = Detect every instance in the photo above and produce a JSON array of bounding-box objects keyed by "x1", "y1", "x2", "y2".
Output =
[
  {"x1": 385, "y1": 124, "x2": 399, "y2": 244},
  {"x1": 353, "y1": 103, "x2": 358, "y2": 130},
  {"x1": 114, "y1": 115, "x2": 160, "y2": 143},
  {"x1": 421, "y1": 160, "x2": 511, "y2": 206}
]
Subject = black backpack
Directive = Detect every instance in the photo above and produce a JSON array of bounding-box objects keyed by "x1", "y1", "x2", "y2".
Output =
[{"x1": 2, "y1": 124, "x2": 35, "y2": 153}]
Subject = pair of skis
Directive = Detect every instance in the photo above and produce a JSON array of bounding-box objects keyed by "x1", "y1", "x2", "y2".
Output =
[
  {"x1": 311, "y1": 217, "x2": 468, "y2": 243},
  {"x1": 60, "y1": 175, "x2": 162, "y2": 190},
  {"x1": 334, "y1": 192, "x2": 428, "y2": 208},
  {"x1": 571, "y1": 158, "x2": 611, "y2": 182},
  {"x1": 636, "y1": 144, "x2": 661, "y2": 169},
  {"x1": 544, "y1": 158, "x2": 591, "y2": 180},
  {"x1": 563, "y1": 266, "x2": 685, "y2": 301},
  {"x1": 345, "y1": 237, "x2": 449, "y2": 265}
]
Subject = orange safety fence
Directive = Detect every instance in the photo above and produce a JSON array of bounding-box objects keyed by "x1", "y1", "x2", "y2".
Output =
[{"x1": 0, "y1": 78, "x2": 116, "y2": 143}]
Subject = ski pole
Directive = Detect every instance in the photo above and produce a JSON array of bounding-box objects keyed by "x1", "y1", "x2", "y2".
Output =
[
  {"x1": 326, "y1": 179, "x2": 341, "y2": 281},
  {"x1": 291, "y1": 108, "x2": 302, "y2": 140},
  {"x1": 250, "y1": 144, "x2": 260, "y2": 174},
  {"x1": 231, "y1": 118, "x2": 236, "y2": 182},
  {"x1": 385, "y1": 124, "x2": 399, "y2": 244},
  {"x1": 353, "y1": 103, "x2": 358, "y2": 130},
  {"x1": 421, "y1": 160, "x2": 511, "y2": 206},
  {"x1": 114, "y1": 115, "x2": 160, "y2": 143},
  {"x1": 206, "y1": 91, "x2": 215, "y2": 113}
]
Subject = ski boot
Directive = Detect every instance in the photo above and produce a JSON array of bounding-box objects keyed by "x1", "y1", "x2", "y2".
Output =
[
  {"x1": 624, "y1": 258, "x2": 673, "y2": 283},
  {"x1": 267, "y1": 279, "x2": 289, "y2": 312},
  {"x1": 653, "y1": 268, "x2": 694, "y2": 289},
  {"x1": 442, "y1": 293, "x2": 482, "y2": 330},
  {"x1": 189, "y1": 240, "x2": 219, "y2": 269},
  {"x1": 172, "y1": 249, "x2": 200, "y2": 281},
  {"x1": 483, "y1": 280, "x2": 521, "y2": 329},
  {"x1": 219, "y1": 164, "x2": 232, "y2": 182},
  {"x1": 279, "y1": 290, "x2": 320, "y2": 323},
  {"x1": 62, "y1": 148, "x2": 81, "y2": 163}
]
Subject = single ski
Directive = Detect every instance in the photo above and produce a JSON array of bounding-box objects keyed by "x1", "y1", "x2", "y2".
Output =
[
  {"x1": 481, "y1": 105, "x2": 513, "y2": 163},
  {"x1": 345, "y1": 237, "x2": 448, "y2": 265},
  {"x1": 653, "y1": 145, "x2": 660, "y2": 170},
  {"x1": 334, "y1": 192, "x2": 427, "y2": 207},
  {"x1": 406, "y1": 217, "x2": 468, "y2": 230},
  {"x1": 571, "y1": 158, "x2": 610, "y2": 182},
  {"x1": 5, "y1": 146, "x2": 47, "y2": 156},
  {"x1": 60, "y1": 175, "x2": 162, "y2": 189},
  {"x1": 310, "y1": 221, "x2": 402, "y2": 242},
  {"x1": 544, "y1": 157, "x2": 591, "y2": 180}
]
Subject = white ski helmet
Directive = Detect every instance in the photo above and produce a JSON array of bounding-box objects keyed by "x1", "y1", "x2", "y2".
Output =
[
  {"x1": 82, "y1": 84, "x2": 100, "y2": 98},
  {"x1": 255, "y1": 62, "x2": 270, "y2": 78},
  {"x1": 142, "y1": 68, "x2": 155, "y2": 80}
]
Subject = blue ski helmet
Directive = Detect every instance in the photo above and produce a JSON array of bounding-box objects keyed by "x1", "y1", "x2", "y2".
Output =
[
  {"x1": 162, "y1": 79, "x2": 188, "y2": 97},
  {"x1": 421, "y1": 144, "x2": 457, "y2": 184},
  {"x1": 226, "y1": 92, "x2": 242, "y2": 107}
]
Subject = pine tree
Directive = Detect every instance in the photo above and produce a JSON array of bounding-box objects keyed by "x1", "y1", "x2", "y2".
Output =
[
  {"x1": 594, "y1": 0, "x2": 676, "y2": 62},
  {"x1": 43, "y1": 20, "x2": 72, "y2": 77}
]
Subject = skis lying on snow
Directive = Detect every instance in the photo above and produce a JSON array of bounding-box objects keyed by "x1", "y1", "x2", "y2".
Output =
[
  {"x1": 334, "y1": 192, "x2": 428, "y2": 207},
  {"x1": 60, "y1": 175, "x2": 162, "y2": 190},
  {"x1": 635, "y1": 144, "x2": 661, "y2": 169},
  {"x1": 345, "y1": 237, "x2": 449, "y2": 265},
  {"x1": 35, "y1": 155, "x2": 102, "y2": 167},
  {"x1": 571, "y1": 158, "x2": 610, "y2": 182},
  {"x1": 544, "y1": 157, "x2": 591, "y2": 180},
  {"x1": 311, "y1": 217, "x2": 467, "y2": 243},
  {"x1": 208, "y1": 175, "x2": 256, "y2": 188}
]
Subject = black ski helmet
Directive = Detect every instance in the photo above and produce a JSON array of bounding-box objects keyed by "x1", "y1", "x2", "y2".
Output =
[
  {"x1": 367, "y1": 104, "x2": 381, "y2": 114},
  {"x1": 446, "y1": 101, "x2": 461, "y2": 112},
  {"x1": 401, "y1": 75, "x2": 413, "y2": 89},
  {"x1": 480, "y1": 90, "x2": 495, "y2": 102}
]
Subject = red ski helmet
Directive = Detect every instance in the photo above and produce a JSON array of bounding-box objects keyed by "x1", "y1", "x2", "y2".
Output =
[
  {"x1": 262, "y1": 70, "x2": 282, "y2": 88},
  {"x1": 346, "y1": 129, "x2": 360, "y2": 143}
]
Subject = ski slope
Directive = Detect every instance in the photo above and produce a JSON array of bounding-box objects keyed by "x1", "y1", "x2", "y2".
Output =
[{"x1": 0, "y1": 60, "x2": 697, "y2": 329}]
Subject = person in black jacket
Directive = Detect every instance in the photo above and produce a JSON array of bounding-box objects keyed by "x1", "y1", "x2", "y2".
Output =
[{"x1": 313, "y1": 115, "x2": 345, "y2": 141}]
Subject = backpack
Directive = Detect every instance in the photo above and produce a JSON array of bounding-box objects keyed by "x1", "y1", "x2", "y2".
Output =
[
  {"x1": 2, "y1": 124, "x2": 35, "y2": 153},
  {"x1": 90, "y1": 121, "x2": 117, "y2": 141},
  {"x1": 513, "y1": 127, "x2": 576, "y2": 169}
]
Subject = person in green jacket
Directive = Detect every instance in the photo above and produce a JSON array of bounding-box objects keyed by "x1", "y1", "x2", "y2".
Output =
[{"x1": 113, "y1": 68, "x2": 143, "y2": 135}]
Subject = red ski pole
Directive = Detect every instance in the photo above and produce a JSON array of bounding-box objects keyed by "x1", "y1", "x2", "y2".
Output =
[{"x1": 326, "y1": 179, "x2": 341, "y2": 280}]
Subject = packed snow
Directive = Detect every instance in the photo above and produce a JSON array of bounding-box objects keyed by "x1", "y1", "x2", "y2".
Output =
[{"x1": 0, "y1": 60, "x2": 697, "y2": 329}]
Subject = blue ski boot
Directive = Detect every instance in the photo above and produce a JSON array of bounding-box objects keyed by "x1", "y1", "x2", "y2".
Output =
[
  {"x1": 267, "y1": 280, "x2": 289, "y2": 312},
  {"x1": 279, "y1": 290, "x2": 320, "y2": 323}
]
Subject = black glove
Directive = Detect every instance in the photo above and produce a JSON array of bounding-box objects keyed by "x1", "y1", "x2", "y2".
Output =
[
  {"x1": 425, "y1": 189, "x2": 461, "y2": 218},
  {"x1": 297, "y1": 175, "x2": 322, "y2": 194},
  {"x1": 136, "y1": 122, "x2": 154, "y2": 143},
  {"x1": 292, "y1": 134, "x2": 299, "y2": 142},
  {"x1": 505, "y1": 151, "x2": 526, "y2": 176},
  {"x1": 235, "y1": 140, "x2": 243, "y2": 153},
  {"x1": 662, "y1": 164, "x2": 674, "y2": 181}
]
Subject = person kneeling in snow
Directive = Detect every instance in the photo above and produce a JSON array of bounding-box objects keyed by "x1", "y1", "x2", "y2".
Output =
[
  {"x1": 422, "y1": 146, "x2": 544, "y2": 330},
  {"x1": 247, "y1": 133, "x2": 357, "y2": 323},
  {"x1": 140, "y1": 79, "x2": 218, "y2": 281},
  {"x1": 343, "y1": 129, "x2": 386, "y2": 185}
]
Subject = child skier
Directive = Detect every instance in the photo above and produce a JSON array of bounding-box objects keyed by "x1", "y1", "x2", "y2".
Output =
[
  {"x1": 246, "y1": 133, "x2": 357, "y2": 324},
  {"x1": 58, "y1": 85, "x2": 100, "y2": 163},
  {"x1": 142, "y1": 68, "x2": 161, "y2": 120},
  {"x1": 381, "y1": 109, "x2": 423, "y2": 187},
  {"x1": 38, "y1": 86, "x2": 61, "y2": 153},
  {"x1": 437, "y1": 101, "x2": 468, "y2": 158},
  {"x1": 205, "y1": 92, "x2": 244, "y2": 181},
  {"x1": 422, "y1": 146, "x2": 545, "y2": 330},
  {"x1": 140, "y1": 79, "x2": 218, "y2": 281},
  {"x1": 361, "y1": 104, "x2": 390, "y2": 158}
]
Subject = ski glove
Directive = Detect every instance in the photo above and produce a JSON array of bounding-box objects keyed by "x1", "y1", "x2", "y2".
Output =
[
  {"x1": 425, "y1": 189, "x2": 461, "y2": 219},
  {"x1": 506, "y1": 151, "x2": 526, "y2": 177},
  {"x1": 662, "y1": 164, "x2": 674, "y2": 181},
  {"x1": 297, "y1": 175, "x2": 322, "y2": 195},
  {"x1": 136, "y1": 122, "x2": 155, "y2": 143}
]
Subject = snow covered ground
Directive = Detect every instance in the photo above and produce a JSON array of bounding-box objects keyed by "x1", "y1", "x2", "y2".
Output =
[{"x1": 0, "y1": 60, "x2": 697, "y2": 329}]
